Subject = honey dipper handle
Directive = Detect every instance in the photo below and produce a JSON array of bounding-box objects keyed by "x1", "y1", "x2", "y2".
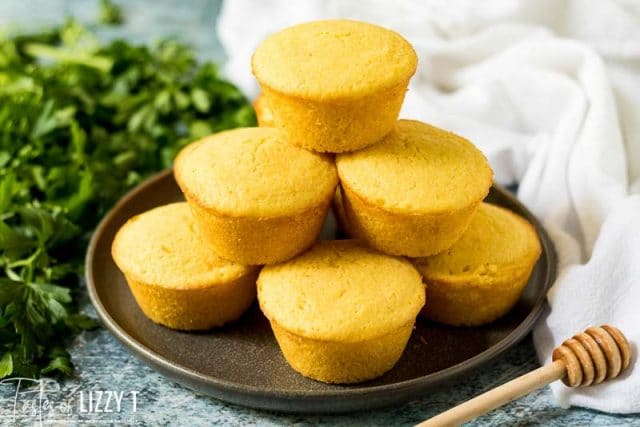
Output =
[{"x1": 417, "y1": 360, "x2": 566, "y2": 427}]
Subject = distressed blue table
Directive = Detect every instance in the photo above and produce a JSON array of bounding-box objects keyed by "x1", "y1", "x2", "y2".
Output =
[{"x1": 1, "y1": 1, "x2": 639, "y2": 425}]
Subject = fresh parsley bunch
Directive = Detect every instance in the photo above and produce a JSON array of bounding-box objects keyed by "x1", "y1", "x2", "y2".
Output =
[{"x1": 0, "y1": 19, "x2": 255, "y2": 379}]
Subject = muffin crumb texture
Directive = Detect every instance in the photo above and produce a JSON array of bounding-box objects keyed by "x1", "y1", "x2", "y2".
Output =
[
  {"x1": 111, "y1": 203, "x2": 259, "y2": 330},
  {"x1": 252, "y1": 19, "x2": 417, "y2": 100},
  {"x1": 337, "y1": 119, "x2": 493, "y2": 214},
  {"x1": 175, "y1": 127, "x2": 338, "y2": 217},
  {"x1": 414, "y1": 203, "x2": 541, "y2": 326},
  {"x1": 252, "y1": 20, "x2": 417, "y2": 153},
  {"x1": 258, "y1": 240, "x2": 425, "y2": 383},
  {"x1": 258, "y1": 240, "x2": 425, "y2": 342},
  {"x1": 112, "y1": 203, "x2": 251, "y2": 287},
  {"x1": 415, "y1": 203, "x2": 541, "y2": 280}
]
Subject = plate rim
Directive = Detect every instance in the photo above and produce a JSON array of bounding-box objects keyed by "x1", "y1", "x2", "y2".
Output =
[{"x1": 85, "y1": 168, "x2": 557, "y2": 408}]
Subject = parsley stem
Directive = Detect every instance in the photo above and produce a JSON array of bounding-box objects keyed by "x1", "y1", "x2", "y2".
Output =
[{"x1": 23, "y1": 43, "x2": 113, "y2": 73}]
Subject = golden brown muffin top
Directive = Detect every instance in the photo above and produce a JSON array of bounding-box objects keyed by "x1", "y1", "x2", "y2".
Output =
[
  {"x1": 336, "y1": 120, "x2": 493, "y2": 214},
  {"x1": 414, "y1": 203, "x2": 541, "y2": 282},
  {"x1": 258, "y1": 240, "x2": 425, "y2": 342},
  {"x1": 112, "y1": 203, "x2": 255, "y2": 288},
  {"x1": 252, "y1": 20, "x2": 417, "y2": 100},
  {"x1": 174, "y1": 128, "x2": 338, "y2": 217}
]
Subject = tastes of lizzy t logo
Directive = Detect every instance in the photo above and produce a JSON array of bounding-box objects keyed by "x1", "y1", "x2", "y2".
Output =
[{"x1": 0, "y1": 377, "x2": 139, "y2": 425}]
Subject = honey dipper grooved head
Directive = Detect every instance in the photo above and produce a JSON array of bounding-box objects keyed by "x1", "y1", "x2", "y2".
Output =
[{"x1": 552, "y1": 325, "x2": 632, "y2": 387}]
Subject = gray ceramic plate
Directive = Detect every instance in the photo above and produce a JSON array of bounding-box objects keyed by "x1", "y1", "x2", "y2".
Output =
[{"x1": 86, "y1": 168, "x2": 556, "y2": 414}]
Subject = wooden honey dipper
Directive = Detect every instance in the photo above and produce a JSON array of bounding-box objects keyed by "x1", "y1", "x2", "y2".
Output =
[{"x1": 419, "y1": 325, "x2": 632, "y2": 427}]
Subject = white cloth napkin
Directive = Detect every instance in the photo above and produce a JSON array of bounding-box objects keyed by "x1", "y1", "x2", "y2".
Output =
[{"x1": 217, "y1": 0, "x2": 640, "y2": 413}]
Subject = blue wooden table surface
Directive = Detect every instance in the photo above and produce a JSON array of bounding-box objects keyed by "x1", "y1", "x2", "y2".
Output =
[{"x1": 1, "y1": 1, "x2": 638, "y2": 425}]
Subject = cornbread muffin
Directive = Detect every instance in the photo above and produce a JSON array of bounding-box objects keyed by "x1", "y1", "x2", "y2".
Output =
[
  {"x1": 111, "y1": 203, "x2": 259, "y2": 330},
  {"x1": 252, "y1": 20, "x2": 417, "y2": 153},
  {"x1": 174, "y1": 127, "x2": 338, "y2": 265},
  {"x1": 413, "y1": 203, "x2": 541, "y2": 326},
  {"x1": 253, "y1": 94, "x2": 274, "y2": 127},
  {"x1": 258, "y1": 240, "x2": 425, "y2": 383},
  {"x1": 336, "y1": 119, "x2": 493, "y2": 257}
]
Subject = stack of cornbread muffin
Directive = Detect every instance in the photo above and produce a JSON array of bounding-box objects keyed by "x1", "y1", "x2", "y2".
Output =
[{"x1": 112, "y1": 20, "x2": 541, "y2": 384}]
